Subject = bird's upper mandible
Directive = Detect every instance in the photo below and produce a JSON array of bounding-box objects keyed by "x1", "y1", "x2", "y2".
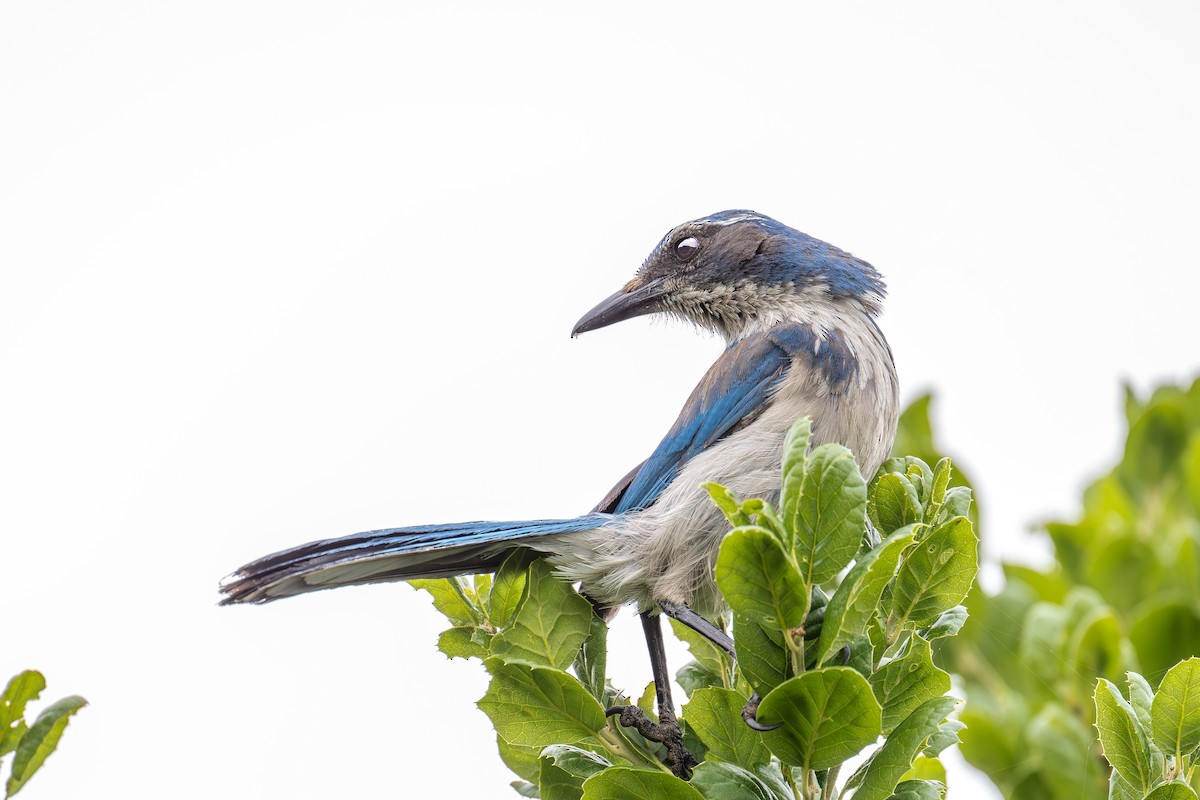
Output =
[{"x1": 572, "y1": 210, "x2": 886, "y2": 343}]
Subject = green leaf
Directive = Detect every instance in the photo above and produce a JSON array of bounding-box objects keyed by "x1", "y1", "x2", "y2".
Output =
[
  {"x1": 410, "y1": 577, "x2": 479, "y2": 627},
  {"x1": 887, "y1": 779, "x2": 945, "y2": 800},
  {"x1": 436, "y1": 626, "x2": 491, "y2": 660},
  {"x1": 757, "y1": 667, "x2": 882, "y2": 771},
  {"x1": 690, "y1": 761, "x2": 783, "y2": 800},
  {"x1": 580, "y1": 767, "x2": 704, "y2": 800},
  {"x1": 922, "y1": 720, "x2": 965, "y2": 757},
  {"x1": 683, "y1": 687, "x2": 770, "y2": 768},
  {"x1": 491, "y1": 549, "x2": 539, "y2": 628},
  {"x1": 1145, "y1": 783, "x2": 1200, "y2": 800},
  {"x1": 891, "y1": 517, "x2": 977, "y2": 630},
  {"x1": 492, "y1": 560, "x2": 594, "y2": 670},
  {"x1": 636, "y1": 682, "x2": 657, "y2": 719},
  {"x1": 1095, "y1": 678, "x2": 1154, "y2": 793},
  {"x1": 715, "y1": 526, "x2": 808, "y2": 629},
  {"x1": 676, "y1": 663, "x2": 721, "y2": 698},
  {"x1": 511, "y1": 780, "x2": 539, "y2": 797},
  {"x1": 815, "y1": 527, "x2": 915, "y2": 665},
  {"x1": 732, "y1": 613, "x2": 788, "y2": 696},
  {"x1": 1127, "y1": 671, "x2": 1155, "y2": 738},
  {"x1": 900, "y1": 755, "x2": 946, "y2": 783},
  {"x1": 706, "y1": 483, "x2": 752, "y2": 528},
  {"x1": 869, "y1": 637, "x2": 952, "y2": 735},
  {"x1": 849, "y1": 696, "x2": 958, "y2": 800},
  {"x1": 540, "y1": 756, "x2": 583, "y2": 800},
  {"x1": 781, "y1": 417, "x2": 813, "y2": 499},
  {"x1": 869, "y1": 474, "x2": 922, "y2": 536},
  {"x1": 918, "y1": 606, "x2": 967, "y2": 641},
  {"x1": 6, "y1": 694, "x2": 87, "y2": 797},
  {"x1": 1109, "y1": 771, "x2": 1141, "y2": 800},
  {"x1": 541, "y1": 745, "x2": 613, "y2": 778},
  {"x1": 478, "y1": 663, "x2": 606, "y2": 749},
  {"x1": 939, "y1": 486, "x2": 972, "y2": 522},
  {"x1": 573, "y1": 611, "x2": 609, "y2": 701},
  {"x1": 0, "y1": 672, "x2": 45, "y2": 758},
  {"x1": 1152, "y1": 657, "x2": 1200, "y2": 759},
  {"x1": 794, "y1": 444, "x2": 869, "y2": 585},
  {"x1": 669, "y1": 618, "x2": 730, "y2": 680},
  {"x1": 498, "y1": 736, "x2": 543, "y2": 782},
  {"x1": 923, "y1": 458, "x2": 952, "y2": 524}
]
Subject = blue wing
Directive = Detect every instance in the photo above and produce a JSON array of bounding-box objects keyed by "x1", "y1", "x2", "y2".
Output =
[{"x1": 613, "y1": 323, "x2": 822, "y2": 513}]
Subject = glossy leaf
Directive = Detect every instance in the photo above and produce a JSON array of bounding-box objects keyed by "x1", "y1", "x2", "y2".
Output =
[
  {"x1": 732, "y1": 613, "x2": 788, "y2": 696},
  {"x1": 794, "y1": 444, "x2": 869, "y2": 585},
  {"x1": 1095, "y1": 679, "x2": 1154, "y2": 793},
  {"x1": 6, "y1": 694, "x2": 87, "y2": 797},
  {"x1": 758, "y1": 667, "x2": 882, "y2": 771},
  {"x1": 684, "y1": 687, "x2": 770, "y2": 768},
  {"x1": 540, "y1": 756, "x2": 585, "y2": 800},
  {"x1": 580, "y1": 767, "x2": 704, "y2": 800},
  {"x1": 574, "y1": 611, "x2": 609, "y2": 701},
  {"x1": 870, "y1": 637, "x2": 952, "y2": 735},
  {"x1": 1127, "y1": 671, "x2": 1155, "y2": 738},
  {"x1": 780, "y1": 417, "x2": 813, "y2": 514},
  {"x1": 409, "y1": 576, "x2": 479, "y2": 627},
  {"x1": 715, "y1": 526, "x2": 808, "y2": 629},
  {"x1": 690, "y1": 761, "x2": 783, "y2": 800},
  {"x1": 815, "y1": 527, "x2": 915, "y2": 665},
  {"x1": 436, "y1": 626, "x2": 491, "y2": 660},
  {"x1": 887, "y1": 780, "x2": 945, "y2": 800},
  {"x1": 919, "y1": 606, "x2": 967, "y2": 641},
  {"x1": 869, "y1": 473, "x2": 922, "y2": 536},
  {"x1": 891, "y1": 517, "x2": 977, "y2": 629},
  {"x1": 0, "y1": 672, "x2": 45, "y2": 758},
  {"x1": 850, "y1": 696, "x2": 958, "y2": 800},
  {"x1": 478, "y1": 663, "x2": 606, "y2": 749},
  {"x1": 492, "y1": 560, "x2": 594, "y2": 670},
  {"x1": 1152, "y1": 657, "x2": 1200, "y2": 759},
  {"x1": 1145, "y1": 783, "x2": 1200, "y2": 800},
  {"x1": 541, "y1": 744, "x2": 613, "y2": 778},
  {"x1": 490, "y1": 549, "x2": 539, "y2": 628},
  {"x1": 669, "y1": 618, "x2": 730, "y2": 681}
]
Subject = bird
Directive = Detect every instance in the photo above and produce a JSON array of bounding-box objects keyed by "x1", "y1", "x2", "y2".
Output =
[{"x1": 220, "y1": 209, "x2": 899, "y2": 778}]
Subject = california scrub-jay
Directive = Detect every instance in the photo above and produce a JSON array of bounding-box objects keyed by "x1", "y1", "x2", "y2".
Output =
[{"x1": 221, "y1": 210, "x2": 899, "y2": 778}]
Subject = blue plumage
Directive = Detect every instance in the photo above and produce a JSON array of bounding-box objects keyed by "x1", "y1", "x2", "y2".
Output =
[
  {"x1": 220, "y1": 208, "x2": 900, "y2": 778},
  {"x1": 220, "y1": 209, "x2": 896, "y2": 618}
]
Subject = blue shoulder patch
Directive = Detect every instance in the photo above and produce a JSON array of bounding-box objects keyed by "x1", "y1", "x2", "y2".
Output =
[
  {"x1": 617, "y1": 324, "x2": 823, "y2": 513},
  {"x1": 615, "y1": 322, "x2": 861, "y2": 513}
]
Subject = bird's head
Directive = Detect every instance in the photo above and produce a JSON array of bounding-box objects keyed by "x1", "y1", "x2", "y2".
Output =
[{"x1": 572, "y1": 210, "x2": 886, "y2": 342}]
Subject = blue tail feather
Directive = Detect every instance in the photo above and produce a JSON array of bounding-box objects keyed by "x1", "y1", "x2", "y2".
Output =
[{"x1": 220, "y1": 514, "x2": 611, "y2": 604}]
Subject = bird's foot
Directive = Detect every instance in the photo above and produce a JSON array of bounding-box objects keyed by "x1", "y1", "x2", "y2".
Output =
[
  {"x1": 605, "y1": 705, "x2": 698, "y2": 779},
  {"x1": 741, "y1": 693, "x2": 782, "y2": 732}
]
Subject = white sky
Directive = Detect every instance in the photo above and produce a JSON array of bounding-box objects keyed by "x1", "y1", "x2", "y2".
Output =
[{"x1": 2, "y1": 1, "x2": 1197, "y2": 797}]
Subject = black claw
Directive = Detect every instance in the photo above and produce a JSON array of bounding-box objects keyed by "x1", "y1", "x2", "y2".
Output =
[
  {"x1": 606, "y1": 704, "x2": 697, "y2": 779},
  {"x1": 742, "y1": 693, "x2": 783, "y2": 732}
]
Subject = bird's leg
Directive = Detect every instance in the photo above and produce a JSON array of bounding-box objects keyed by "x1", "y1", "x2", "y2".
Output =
[
  {"x1": 657, "y1": 600, "x2": 782, "y2": 732},
  {"x1": 658, "y1": 600, "x2": 735, "y2": 656},
  {"x1": 605, "y1": 612, "x2": 698, "y2": 780}
]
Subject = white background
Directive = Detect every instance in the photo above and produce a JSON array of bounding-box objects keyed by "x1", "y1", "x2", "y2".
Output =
[{"x1": 2, "y1": 1, "x2": 1198, "y2": 797}]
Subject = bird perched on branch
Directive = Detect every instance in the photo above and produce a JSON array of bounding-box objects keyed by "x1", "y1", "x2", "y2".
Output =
[{"x1": 221, "y1": 209, "x2": 899, "y2": 778}]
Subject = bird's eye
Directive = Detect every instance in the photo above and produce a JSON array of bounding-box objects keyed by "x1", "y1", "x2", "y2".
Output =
[{"x1": 675, "y1": 237, "x2": 700, "y2": 262}]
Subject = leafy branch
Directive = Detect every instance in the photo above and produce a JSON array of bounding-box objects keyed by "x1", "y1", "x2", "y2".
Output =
[
  {"x1": 0, "y1": 671, "x2": 86, "y2": 797},
  {"x1": 411, "y1": 417, "x2": 978, "y2": 799}
]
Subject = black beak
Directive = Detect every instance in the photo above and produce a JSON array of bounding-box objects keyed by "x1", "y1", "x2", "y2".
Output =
[{"x1": 571, "y1": 278, "x2": 668, "y2": 338}]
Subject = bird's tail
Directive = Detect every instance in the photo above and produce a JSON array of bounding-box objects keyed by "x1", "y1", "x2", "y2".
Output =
[{"x1": 219, "y1": 514, "x2": 611, "y2": 605}]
